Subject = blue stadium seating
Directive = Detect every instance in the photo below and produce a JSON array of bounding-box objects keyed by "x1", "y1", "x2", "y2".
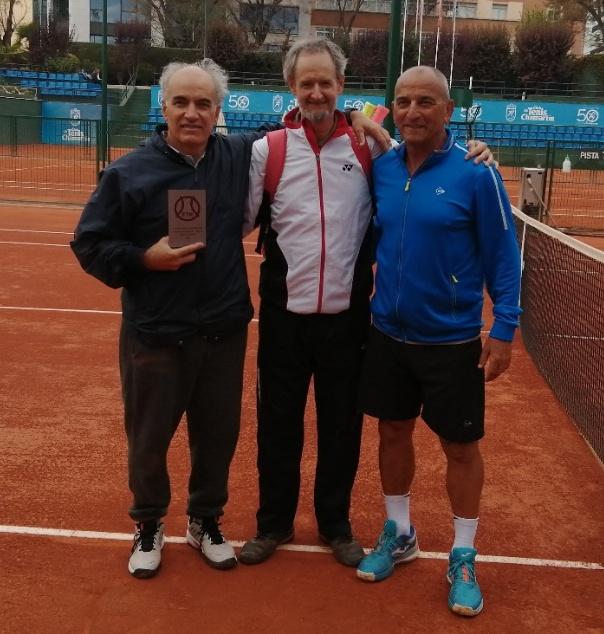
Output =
[{"x1": 0, "y1": 67, "x2": 101, "y2": 97}]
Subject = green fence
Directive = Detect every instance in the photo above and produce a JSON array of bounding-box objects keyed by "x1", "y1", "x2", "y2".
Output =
[{"x1": 0, "y1": 114, "x2": 603, "y2": 232}]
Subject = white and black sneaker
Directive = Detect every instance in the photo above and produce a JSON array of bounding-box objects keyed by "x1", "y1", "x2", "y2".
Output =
[
  {"x1": 186, "y1": 516, "x2": 237, "y2": 570},
  {"x1": 128, "y1": 520, "x2": 165, "y2": 579}
]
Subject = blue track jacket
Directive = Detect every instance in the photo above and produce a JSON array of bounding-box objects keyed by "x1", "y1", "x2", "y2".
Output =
[{"x1": 371, "y1": 131, "x2": 521, "y2": 344}]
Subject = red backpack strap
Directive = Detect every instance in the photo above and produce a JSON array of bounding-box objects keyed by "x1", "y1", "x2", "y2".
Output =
[
  {"x1": 255, "y1": 128, "x2": 287, "y2": 254},
  {"x1": 345, "y1": 128, "x2": 372, "y2": 182},
  {"x1": 264, "y1": 128, "x2": 287, "y2": 202}
]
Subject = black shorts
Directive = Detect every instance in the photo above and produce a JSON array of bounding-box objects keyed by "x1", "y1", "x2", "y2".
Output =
[{"x1": 360, "y1": 326, "x2": 485, "y2": 443}]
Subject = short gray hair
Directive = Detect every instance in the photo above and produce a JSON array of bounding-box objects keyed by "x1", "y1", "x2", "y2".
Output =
[
  {"x1": 159, "y1": 59, "x2": 229, "y2": 105},
  {"x1": 283, "y1": 37, "x2": 347, "y2": 84}
]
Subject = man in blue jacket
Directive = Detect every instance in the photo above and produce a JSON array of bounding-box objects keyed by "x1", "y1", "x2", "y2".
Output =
[{"x1": 356, "y1": 66, "x2": 521, "y2": 617}]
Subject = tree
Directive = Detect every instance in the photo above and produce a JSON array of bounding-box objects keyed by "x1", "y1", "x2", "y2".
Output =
[
  {"x1": 206, "y1": 22, "x2": 247, "y2": 68},
  {"x1": 229, "y1": 0, "x2": 286, "y2": 48},
  {"x1": 113, "y1": 21, "x2": 150, "y2": 83},
  {"x1": 26, "y1": 13, "x2": 73, "y2": 65},
  {"x1": 514, "y1": 15, "x2": 575, "y2": 85},
  {"x1": 548, "y1": 0, "x2": 604, "y2": 53},
  {"x1": 0, "y1": 0, "x2": 26, "y2": 47},
  {"x1": 348, "y1": 29, "x2": 388, "y2": 79},
  {"x1": 330, "y1": 0, "x2": 365, "y2": 53},
  {"x1": 433, "y1": 26, "x2": 514, "y2": 85},
  {"x1": 143, "y1": 0, "x2": 225, "y2": 49}
]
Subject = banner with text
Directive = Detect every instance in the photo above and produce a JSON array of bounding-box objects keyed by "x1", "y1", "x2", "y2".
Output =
[
  {"x1": 150, "y1": 86, "x2": 601, "y2": 128},
  {"x1": 41, "y1": 102, "x2": 109, "y2": 144}
]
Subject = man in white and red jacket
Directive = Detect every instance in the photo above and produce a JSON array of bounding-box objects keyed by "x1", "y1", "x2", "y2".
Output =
[
  {"x1": 241, "y1": 39, "x2": 491, "y2": 568},
  {"x1": 241, "y1": 38, "x2": 384, "y2": 568}
]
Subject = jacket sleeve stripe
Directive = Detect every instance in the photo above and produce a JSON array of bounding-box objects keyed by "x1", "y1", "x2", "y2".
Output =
[{"x1": 487, "y1": 165, "x2": 509, "y2": 231}]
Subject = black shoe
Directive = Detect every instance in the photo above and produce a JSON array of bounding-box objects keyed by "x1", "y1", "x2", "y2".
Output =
[
  {"x1": 239, "y1": 529, "x2": 294, "y2": 565},
  {"x1": 320, "y1": 534, "x2": 365, "y2": 567}
]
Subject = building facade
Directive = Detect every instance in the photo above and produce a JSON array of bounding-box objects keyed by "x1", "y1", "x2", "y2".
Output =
[
  {"x1": 15, "y1": 0, "x2": 586, "y2": 56},
  {"x1": 258, "y1": 0, "x2": 585, "y2": 56}
]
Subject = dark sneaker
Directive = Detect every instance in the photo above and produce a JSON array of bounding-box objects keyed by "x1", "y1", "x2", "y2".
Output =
[
  {"x1": 239, "y1": 530, "x2": 294, "y2": 565},
  {"x1": 187, "y1": 516, "x2": 237, "y2": 570},
  {"x1": 128, "y1": 520, "x2": 165, "y2": 579},
  {"x1": 320, "y1": 534, "x2": 365, "y2": 567}
]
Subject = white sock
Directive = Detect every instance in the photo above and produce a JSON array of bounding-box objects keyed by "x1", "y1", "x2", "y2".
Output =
[
  {"x1": 452, "y1": 516, "x2": 479, "y2": 550},
  {"x1": 385, "y1": 493, "x2": 411, "y2": 537}
]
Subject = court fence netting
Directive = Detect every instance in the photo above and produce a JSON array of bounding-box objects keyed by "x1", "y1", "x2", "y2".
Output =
[
  {"x1": 0, "y1": 113, "x2": 602, "y2": 460},
  {"x1": 1, "y1": 113, "x2": 604, "y2": 234},
  {"x1": 514, "y1": 207, "x2": 603, "y2": 462}
]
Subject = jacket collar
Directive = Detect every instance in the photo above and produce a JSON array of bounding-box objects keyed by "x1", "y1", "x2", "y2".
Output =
[
  {"x1": 150, "y1": 124, "x2": 214, "y2": 164},
  {"x1": 283, "y1": 107, "x2": 348, "y2": 151}
]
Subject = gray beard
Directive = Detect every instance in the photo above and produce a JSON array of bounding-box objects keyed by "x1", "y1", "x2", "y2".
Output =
[{"x1": 300, "y1": 109, "x2": 330, "y2": 123}]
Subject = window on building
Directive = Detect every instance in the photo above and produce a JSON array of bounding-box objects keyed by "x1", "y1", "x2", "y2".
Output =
[
  {"x1": 90, "y1": 0, "x2": 121, "y2": 22},
  {"x1": 122, "y1": 0, "x2": 149, "y2": 22},
  {"x1": 491, "y1": 3, "x2": 507, "y2": 19},
  {"x1": 90, "y1": 0, "x2": 146, "y2": 23},
  {"x1": 32, "y1": 0, "x2": 48, "y2": 25},
  {"x1": 363, "y1": 0, "x2": 393, "y2": 12},
  {"x1": 315, "y1": 27, "x2": 337, "y2": 39},
  {"x1": 316, "y1": 0, "x2": 392, "y2": 11},
  {"x1": 239, "y1": 5, "x2": 299, "y2": 35},
  {"x1": 90, "y1": 34, "x2": 117, "y2": 44},
  {"x1": 456, "y1": 2, "x2": 477, "y2": 17},
  {"x1": 53, "y1": 0, "x2": 69, "y2": 19}
]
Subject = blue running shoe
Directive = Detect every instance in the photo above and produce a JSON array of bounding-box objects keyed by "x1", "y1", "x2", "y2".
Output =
[
  {"x1": 356, "y1": 519, "x2": 419, "y2": 582},
  {"x1": 447, "y1": 547, "x2": 484, "y2": 616}
]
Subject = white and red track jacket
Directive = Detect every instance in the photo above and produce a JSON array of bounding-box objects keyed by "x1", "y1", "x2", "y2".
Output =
[{"x1": 244, "y1": 108, "x2": 383, "y2": 315}]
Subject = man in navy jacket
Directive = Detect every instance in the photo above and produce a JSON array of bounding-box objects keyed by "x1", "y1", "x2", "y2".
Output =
[
  {"x1": 71, "y1": 60, "x2": 269, "y2": 578},
  {"x1": 356, "y1": 66, "x2": 521, "y2": 617}
]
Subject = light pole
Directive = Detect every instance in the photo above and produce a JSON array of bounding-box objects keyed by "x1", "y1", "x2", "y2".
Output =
[
  {"x1": 100, "y1": 0, "x2": 108, "y2": 167},
  {"x1": 384, "y1": 0, "x2": 402, "y2": 135},
  {"x1": 203, "y1": 0, "x2": 207, "y2": 58}
]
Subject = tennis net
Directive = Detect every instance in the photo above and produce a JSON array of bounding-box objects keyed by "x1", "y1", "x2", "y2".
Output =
[{"x1": 514, "y1": 207, "x2": 604, "y2": 461}]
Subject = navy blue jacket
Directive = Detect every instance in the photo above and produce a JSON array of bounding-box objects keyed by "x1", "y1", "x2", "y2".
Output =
[
  {"x1": 71, "y1": 128, "x2": 267, "y2": 341},
  {"x1": 371, "y1": 131, "x2": 521, "y2": 344}
]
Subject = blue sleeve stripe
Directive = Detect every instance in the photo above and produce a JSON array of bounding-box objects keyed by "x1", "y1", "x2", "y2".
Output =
[{"x1": 487, "y1": 165, "x2": 509, "y2": 231}]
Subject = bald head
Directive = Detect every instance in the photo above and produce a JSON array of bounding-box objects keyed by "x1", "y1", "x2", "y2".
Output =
[
  {"x1": 392, "y1": 65, "x2": 454, "y2": 156},
  {"x1": 395, "y1": 66, "x2": 450, "y2": 101}
]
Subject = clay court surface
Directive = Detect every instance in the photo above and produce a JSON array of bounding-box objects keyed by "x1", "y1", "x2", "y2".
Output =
[{"x1": 1, "y1": 201, "x2": 603, "y2": 633}]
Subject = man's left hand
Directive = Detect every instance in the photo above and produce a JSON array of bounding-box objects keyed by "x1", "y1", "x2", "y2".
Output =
[
  {"x1": 479, "y1": 337, "x2": 512, "y2": 382},
  {"x1": 350, "y1": 110, "x2": 391, "y2": 152},
  {"x1": 466, "y1": 140, "x2": 495, "y2": 166}
]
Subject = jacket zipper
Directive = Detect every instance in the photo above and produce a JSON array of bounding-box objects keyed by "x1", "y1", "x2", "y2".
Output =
[
  {"x1": 395, "y1": 176, "x2": 412, "y2": 327},
  {"x1": 316, "y1": 152, "x2": 326, "y2": 313},
  {"x1": 450, "y1": 274, "x2": 458, "y2": 318}
]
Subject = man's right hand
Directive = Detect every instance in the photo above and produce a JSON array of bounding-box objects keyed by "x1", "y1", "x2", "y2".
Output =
[{"x1": 143, "y1": 236, "x2": 204, "y2": 271}]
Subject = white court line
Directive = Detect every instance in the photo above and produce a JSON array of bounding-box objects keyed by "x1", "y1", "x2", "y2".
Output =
[
  {"x1": 0, "y1": 524, "x2": 601, "y2": 570},
  {"x1": 0, "y1": 232, "x2": 255, "y2": 240},
  {"x1": 1, "y1": 237, "x2": 261, "y2": 254},
  {"x1": 0, "y1": 306, "x2": 121, "y2": 315},
  {"x1": 0, "y1": 240, "x2": 69, "y2": 247},
  {"x1": 0, "y1": 305, "x2": 260, "y2": 323},
  {"x1": 0, "y1": 228, "x2": 73, "y2": 235},
  {"x1": 0, "y1": 199, "x2": 83, "y2": 210}
]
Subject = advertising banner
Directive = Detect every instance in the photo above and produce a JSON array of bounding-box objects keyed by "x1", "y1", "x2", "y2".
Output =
[
  {"x1": 151, "y1": 85, "x2": 602, "y2": 128},
  {"x1": 41, "y1": 102, "x2": 109, "y2": 144}
]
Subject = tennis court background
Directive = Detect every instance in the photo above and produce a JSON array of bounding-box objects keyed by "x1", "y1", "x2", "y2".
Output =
[{"x1": 0, "y1": 124, "x2": 602, "y2": 631}]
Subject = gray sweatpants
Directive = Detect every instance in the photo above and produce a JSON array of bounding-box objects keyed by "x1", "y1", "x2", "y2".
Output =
[{"x1": 119, "y1": 322, "x2": 247, "y2": 522}]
